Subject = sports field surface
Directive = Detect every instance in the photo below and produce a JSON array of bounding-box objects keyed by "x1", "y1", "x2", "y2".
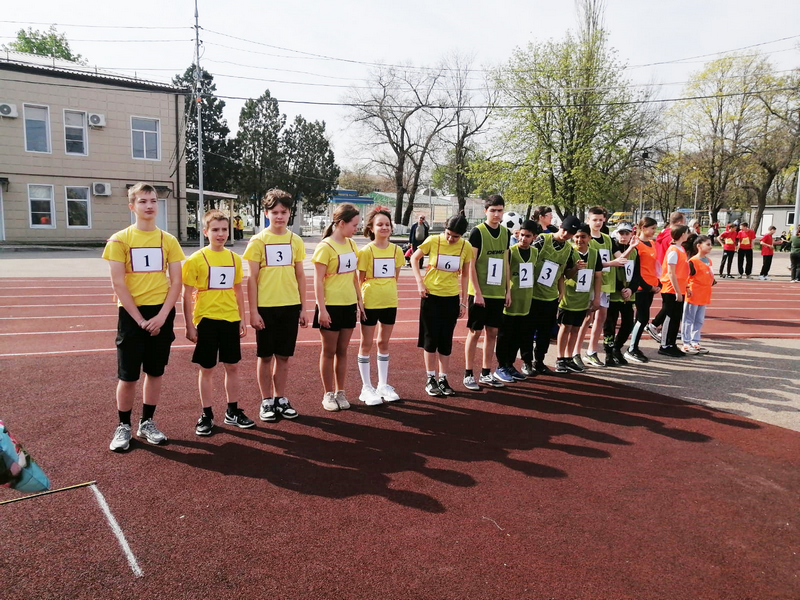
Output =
[{"x1": 1, "y1": 255, "x2": 799, "y2": 599}]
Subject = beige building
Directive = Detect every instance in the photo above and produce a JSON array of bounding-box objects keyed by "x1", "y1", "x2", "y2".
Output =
[{"x1": 0, "y1": 52, "x2": 187, "y2": 243}]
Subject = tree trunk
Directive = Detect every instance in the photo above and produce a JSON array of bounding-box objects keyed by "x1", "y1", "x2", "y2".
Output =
[{"x1": 402, "y1": 193, "x2": 416, "y2": 226}]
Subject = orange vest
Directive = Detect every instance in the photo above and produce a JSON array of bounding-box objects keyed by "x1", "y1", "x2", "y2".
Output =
[
  {"x1": 637, "y1": 240, "x2": 658, "y2": 288},
  {"x1": 687, "y1": 256, "x2": 714, "y2": 306},
  {"x1": 660, "y1": 245, "x2": 689, "y2": 295}
]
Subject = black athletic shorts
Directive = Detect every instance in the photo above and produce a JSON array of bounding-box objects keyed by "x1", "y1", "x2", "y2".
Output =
[
  {"x1": 313, "y1": 304, "x2": 357, "y2": 332},
  {"x1": 192, "y1": 318, "x2": 242, "y2": 368},
  {"x1": 418, "y1": 294, "x2": 460, "y2": 356},
  {"x1": 360, "y1": 307, "x2": 397, "y2": 327},
  {"x1": 557, "y1": 308, "x2": 588, "y2": 327},
  {"x1": 466, "y1": 296, "x2": 505, "y2": 330},
  {"x1": 256, "y1": 305, "x2": 301, "y2": 358},
  {"x1": 116, "y1": 305, "x2": 176, "y2": 381}
]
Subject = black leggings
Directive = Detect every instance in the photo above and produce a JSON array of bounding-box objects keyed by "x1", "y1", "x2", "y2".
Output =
[
  {"x1": 791, "y1": 254, "x2": 800, "y2": 280},
  {"x1": 496, "y1": 313, "x2": 533, "y2": 366},
  {"x1": 660, "y1": 293, "x2": 684, "y2": 348},
  {"x1": 759, "y1": 255, "x2": 773, "y2": 277},
  {"x1": 719, "y1": 250, "x2": 735, "y2": 276},
  {"x1": 521, "y1": 298, "x2": 558, "y2": 364},
  {"x1": 603, "y1": 300, "x2": 635, "y2": 350},
  {"x1": 628, "y1": 289, "x2": 655, "y2": 351},
  {"x1": 738, "y1": 248, "x2": 753, "y2": 276}
]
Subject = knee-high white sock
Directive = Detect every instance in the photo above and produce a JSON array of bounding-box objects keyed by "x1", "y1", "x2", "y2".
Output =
[
  {"x1": 377, "y1": 353, "x2": 389, "y2": 386},
  {"x1": 357, "y1": 355, "x2": 372, "y2": 387}
]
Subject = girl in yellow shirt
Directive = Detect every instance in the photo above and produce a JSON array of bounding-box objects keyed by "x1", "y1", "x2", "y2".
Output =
[
  {"x1": 411, "y1": 214, "x2": 472, "y2": 397},
  {"x1": 356, "y1": 208, "x2": 405, "y2": 405},
  {"x1": 312, "y1": 203, "x2": 365, "y2": 412}
]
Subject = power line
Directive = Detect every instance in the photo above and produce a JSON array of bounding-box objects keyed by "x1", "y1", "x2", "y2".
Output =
[
  {"x1": 0, "y1": 20, "x2": 189, "y2": 30},
  {"x1": 0, "y1": 35, "x2": 193, "y2": 43}
]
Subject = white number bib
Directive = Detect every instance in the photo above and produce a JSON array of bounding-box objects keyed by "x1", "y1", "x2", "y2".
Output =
[
  {"x1": 337, "y1": 251, "x2": 357, "y2": 274},
  {"x1": 598, "y1": 248, "x2": 611, "y2": 272},
  {"x1": 486, "y1": 257, "x2": 503, "y2": 286},
  {"x1": 266, "y1": 243, "x2": 292, "y2": 267},
  {"x1": 373, "y1": 257, "x2": 395, "y2": 278},
  {"x1": 209, "y1": 266, "x2": 235, "y2": 289},
  {"x1": 575, "y1": 268, "x2": 592, "y2": 293},
  {"x1": 537, "y1": 259, "x2": 559, "y2": 288},
  {"x1": 518, "y1": 263, "x2": 533, "y2": 289},
  {"x1": 130, "y1": 247, "x2": 163, "y2": 273},
  {"x1": 624, "y1": 260, "x2": 635, "y2": 282},
  {"x1": 436, "y1": 254, "x2": 460, "y2": 272}
]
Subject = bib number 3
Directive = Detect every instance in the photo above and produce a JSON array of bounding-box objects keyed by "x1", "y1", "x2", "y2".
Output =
[{"x1": 537, "y1": 259, "x2": 559, "y2": 288}]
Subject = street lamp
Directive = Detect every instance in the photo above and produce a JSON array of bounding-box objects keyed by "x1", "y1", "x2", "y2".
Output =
[{"x1": 638, "y1": 151, "x2": 649, "y2": 222}]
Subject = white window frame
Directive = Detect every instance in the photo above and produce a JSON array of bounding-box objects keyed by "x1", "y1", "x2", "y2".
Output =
[
  {"x1": 28, "y1": 184, "x2": 56, "y2": 229},
  {"x1": 64, "y1": 185, "x2": 92, "y2": 229},
  {"x1": 63, "y1": 109, "x2": 88, "y2": 156},
  {"x1": 23, "y1": 104, "x2": 51, "y2": 154},
  {"x1": 789, "y1": 212, "x2": 795, "y2": 226},
  {"x1": 130, "y1": 116, "x2": 161, "y2": 161}
]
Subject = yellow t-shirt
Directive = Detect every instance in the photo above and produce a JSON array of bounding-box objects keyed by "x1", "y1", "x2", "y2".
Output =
[
  {"x1": 357, "y1": 242, "x2": 405, "y2": 309},
  {"x1": 242, "y1": 229, "x2": 306, "y2": 307},
  {"x1": 102, "y1": 226, "x2": 185, "y2": 306},
  {"x1": 182, "y1": 248, "x2": 243, "y2": 325},
  {"x1": 312, "y1": 237, "x2": 359, "y2": 306},
  {"x1": 419, "y1": 234, "x2": 473, "y2": 297}
]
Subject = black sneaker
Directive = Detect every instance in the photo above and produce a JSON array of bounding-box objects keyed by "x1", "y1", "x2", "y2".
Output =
[
  {"x1": 195, "y1": 414, "x2": 214, "y2": 436},
  {"x1": 224, "y1": 408, "x2": 255, "y2": 429},
  {"x1": 658, "y1": 345, "x2": 686, "y2": 358},
  {"x1": 426, "y1": 376, "x2": 443, "y2": 397},
  {"x1": 275, "y1": 397, "x2": 299, "y2": 419},
  {"x1": 604, "y1": 352, "x2": 618, "y2": 367},
  {"x1": 521, "y1": 362, "x2": 536, "y2": 377},
  {"x1": 612, "y1": 348, "x2": 628, "y2": 365},
  {"x1": 438, "y1": 377, "x2": 456, "y2": 396},
  {"x1": 624, "y1": 348, "x2": 649, "y2": 363},
  {"x1": 534, "y1": 361, "x2": 552, "y2": 374},
  {"x1": 564, "y1": 358, "x2": 584, "y2": 373},
  {"x1": 584, "y1": 352, "x2": 605, "y2": 368},
  {"x1": 555, "y1": 358, "x2": 569, "y2": 373},
  {"x1": 508, "y1": 366, "x2": 527, "y2": 381}
]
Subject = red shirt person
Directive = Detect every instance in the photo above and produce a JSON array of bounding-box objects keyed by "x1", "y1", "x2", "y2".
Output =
[
  {"x1": 736, "y1": 222, "x2": 756, "y2": 278},
  {"x1": 759, "y1": 225, "x2": 777, "y2": 280},
  {"x1": 718, "y1": 224, "x2": 738, "y2": 278}
]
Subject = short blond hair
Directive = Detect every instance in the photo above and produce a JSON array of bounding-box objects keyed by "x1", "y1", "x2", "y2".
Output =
[
  {"x1": 203, "y1": 209, "x2": 229, "y2": 229},
  {"x1": 127, "y1": 182, "x2": 157, "y2": 203}
]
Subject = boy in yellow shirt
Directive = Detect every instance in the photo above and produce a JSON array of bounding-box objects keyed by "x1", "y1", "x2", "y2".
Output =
[
  {"x1": 103, "y1": 183, "x2": 185, "y2": 452},
  {"x1": 242, "y1": 189, "x2": 307, "y2": 421},
  {"x1": 182, "y1": 210, "x2": 252, "y2": 435}
]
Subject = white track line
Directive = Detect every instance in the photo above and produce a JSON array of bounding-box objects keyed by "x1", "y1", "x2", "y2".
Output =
[{"x1": 89, "y1": 484, "x2": 143, "y2": 578}]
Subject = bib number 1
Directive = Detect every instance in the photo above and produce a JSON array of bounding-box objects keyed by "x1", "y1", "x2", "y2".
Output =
[
  {"x1": 486, "y1": 257, "x2": 503, "y2": 286},
  {"x1": 130, "y1": 247, "x2": 163, "y2": 273}
]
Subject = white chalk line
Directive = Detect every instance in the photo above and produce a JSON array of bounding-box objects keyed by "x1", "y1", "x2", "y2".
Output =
[{"x1": 89, "y1": 484, "x2": 143, "y2": 578}]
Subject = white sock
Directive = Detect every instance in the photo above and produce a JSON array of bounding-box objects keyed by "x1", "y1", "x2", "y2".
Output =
[
  {"x1": 357, "y1": 355, "x2": 372, "y2": 387},
  {"x1": 426, "y1": 370, "x2": 436, "y2": 377},
  {"x1": 439, "y1": 373, "x2": 447, "y2": 380},
  {"x1": 377, "y1": 353, "x2": 389, "y2": 386}
]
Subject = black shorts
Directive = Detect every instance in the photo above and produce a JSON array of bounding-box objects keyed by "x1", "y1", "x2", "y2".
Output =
[
  {"x1": 256, "y1": 305, "x2": 301, "y2": 358},
  {"x1": 418, "y1": 294, "x2": 460, "y2": 356},
  {"x1": 360, "y1": 307, "x2": 397, "y2": 327},
  {"x1": 313, "y1": 304, "x2": 357, "y2": 331},
  {"x1": 115, "y1": 305, "x2": 176, "y2": 381},
  {"x1": 192, "y1": 318, "x2": 242, "y2": 368},
  {"x1": 557, "y1": 308, "x2": 588, "y2": 327},
  {"x1": 466, "y1": 296, "x2": 505, "y2": 330}
]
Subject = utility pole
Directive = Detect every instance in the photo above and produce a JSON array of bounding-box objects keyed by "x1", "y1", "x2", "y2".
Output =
[{"x1": 194, "y1": 0, "x2": 204, "y2": 248}]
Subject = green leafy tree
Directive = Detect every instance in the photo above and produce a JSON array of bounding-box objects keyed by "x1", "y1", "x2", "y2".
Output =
[
  {"x1": 173, "y1": 66, "x2": 240, "y2": 195},
  {"x1": 281, "y1": 116, "x2": 340, "y2": 216},
  {"x1": 2, "y1": 26, "x2": 84, "y2": 63},
  {"x1": 236, "y1": 90, "x2": 286, "y2": 225}
]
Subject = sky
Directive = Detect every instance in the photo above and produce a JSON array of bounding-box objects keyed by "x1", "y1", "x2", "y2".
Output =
[{"x1": 2, "y1": 0, "x2": 798, "y2": 171}]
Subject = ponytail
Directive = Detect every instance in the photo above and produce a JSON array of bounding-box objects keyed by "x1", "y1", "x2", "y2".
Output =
[{"x1": 323, "y1": 203, "x2": 360, "y2": 239}]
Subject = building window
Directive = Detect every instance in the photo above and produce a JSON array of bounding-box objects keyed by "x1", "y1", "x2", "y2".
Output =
[
  {"x1": 131, "y1": 117, "x2": 160, "y2": 160},
  {"x1": 29, "y1": 184, "x2": 55, "y2": 228},
  {"x1": 24, "y1": 105, "x2": 51, "y2": 153},
  {"x1": 789, "y1": 212, "x2": 795, "y2": 226},
  {"x1": 65, "y1": 186, "x2": 91, "y2": 228},
  {"x1": 64, "y1": 110, "x2": 88, "y2": 155}
]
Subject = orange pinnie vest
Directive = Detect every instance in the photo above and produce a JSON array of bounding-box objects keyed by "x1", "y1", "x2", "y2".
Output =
[
  {"x1": 659, "y1": 245, "x2": 689, "y2": 295},
  {"x1": 687, "y1": 256, "x2": 714, "y2": 306},
  {"x1": 637, "y1": 240, "x2": 658, "y2": 287}
]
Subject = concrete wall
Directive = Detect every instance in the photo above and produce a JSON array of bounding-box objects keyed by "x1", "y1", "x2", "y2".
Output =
[{"x1": 0, "y1": 70, "x2": 185, "y2": 243}]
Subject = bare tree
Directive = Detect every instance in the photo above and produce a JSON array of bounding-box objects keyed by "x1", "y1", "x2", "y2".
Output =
[{"x1": 348, "y1": 65, "x2": 453, "y2": 225}]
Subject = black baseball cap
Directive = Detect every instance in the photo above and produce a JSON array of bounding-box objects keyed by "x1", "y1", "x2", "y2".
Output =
[{"x1": 560, "y1": 215, "x2": 582, "y2": 234}]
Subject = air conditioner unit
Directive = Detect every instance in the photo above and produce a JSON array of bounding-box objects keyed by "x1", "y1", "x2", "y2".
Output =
[
  {"x1": 93, "y1": 182, "x2": 112, "y2": 196},
  {"x1": 0, "y1": 103, "x2": 19, "y2": 118},
  {"x1": 88, "y1": 113, "x2": 106, "y2": 128}
]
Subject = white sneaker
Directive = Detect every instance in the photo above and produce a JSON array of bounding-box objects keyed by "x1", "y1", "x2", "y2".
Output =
[
  {"x1": 322, "y1": 392, "x2": 339, "y2": 412},
  {"x1": 681, "y1": 344, "x2": 699, "y2": 355},
  {"x1": 463, "y1": 374, "x2": 480, "y2": 390},
  {"x1": 335, "y1": 390, "x2": 350, "y2": 410},
  {"x1": 136, "y1": 419, "x2": 167, "y2": 445},
  {"x1": 109, "y1": 423, "x2": 132, "y2": 452},
  {"x1": 376, "y1": 383, "x2": 400, "y2": 402},
  {"x1": 359, "y1": 385, "x2": 383, "y2": 406}
]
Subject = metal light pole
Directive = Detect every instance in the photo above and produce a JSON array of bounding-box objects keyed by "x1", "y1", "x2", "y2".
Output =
[
  {"x1": 794, "y1": 160, "x2": 800, "y2": 232},
  {"x1": 194, "y1": 0, "x2": 204, "y2": 248}
]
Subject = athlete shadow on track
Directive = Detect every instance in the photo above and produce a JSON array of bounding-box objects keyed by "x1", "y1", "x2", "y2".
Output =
[{"x1": 139, "y1": 430, "x2": 449, "y2": 513}]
